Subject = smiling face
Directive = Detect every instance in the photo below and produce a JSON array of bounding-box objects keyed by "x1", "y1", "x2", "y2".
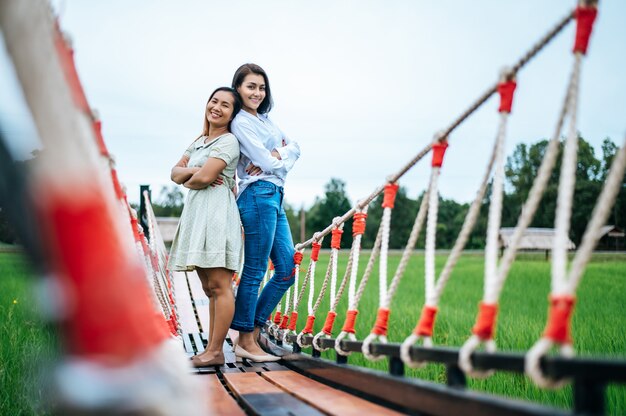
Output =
[
  {"x1": 237, "y1": 73, "x2": 266, "y2": 115},
  {"x1": 206, "y1": 90, "x2": 236, "y2": 128}
]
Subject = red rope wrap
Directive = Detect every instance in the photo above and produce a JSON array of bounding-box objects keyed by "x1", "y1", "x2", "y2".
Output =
[
  {"x1": 331, "y1": 228, "x2": 343, "y2": 250},
  {"x1": 39, "y1": 188, "x2": 168, "y2": 362},
  {"x1": 92, "y1": 118, "x2": 109, "y2": 157},
  {"x1": 322, "y1": 311, "x2": 337, "y2": 336},
  {"x1": 302, "y1": 315, "x2": 316, "y2": 334},
  {"x1": 293, "y1": 251, "x2": 303, "y2": 265},
  {"x1": 414, "y1": 305, "x2": 439, "y2": 337},
  {"x1": 110, "y1": 169, "x2": 125, "y2": 201},
  {"x1": 372, "y1": 307, "x2": 390, "y2": 336},
  {"x1": 382, "y1": 183, "x2": 399, "y2": 209},
  {"x1": 268, "y1": 259, "x2": 275, "y2": 270},
  {"x1": 497, "y1": 80, "x2": 517, "y2": 113},
  {"x1": 431, "y1": 141, "x2": 449, "y2": 168},
  {"x1": 310, "y1": 242, "x2": 321, "y2": 261},
  {"x1": 472, "y1": 302, "x2": 499, "y2": 340},
  {"x1": 342, "y1": 309, "x2": 359, "y2": 334},
  {"x1": 288, "y1": 311, "x2": 299, "y2": 331},
  {"x1": 273, "y1": 311, "x2": 282, "y2": 325},
  {"x1": 573, "y1": 5, "x2": 598, "y2": 54},
  {"x1": 352, "y1": 212, "x2": 367, "y2": 236},
  {"x1": 279, "y1": 313, "x2": 290, "y2": 330},
  {"x1": 544, "y1": 295, "x2": 576, "y2": 344}
]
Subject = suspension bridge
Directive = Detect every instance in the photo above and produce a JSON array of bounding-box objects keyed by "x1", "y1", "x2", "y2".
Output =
[{"x1": 0, "y1": 0, "x2": 625, "y2": 415}]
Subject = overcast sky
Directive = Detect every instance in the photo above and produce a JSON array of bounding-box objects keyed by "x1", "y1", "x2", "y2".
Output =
[{"x1": 2, "y1": 1, "x2": 625, "y2": 209}]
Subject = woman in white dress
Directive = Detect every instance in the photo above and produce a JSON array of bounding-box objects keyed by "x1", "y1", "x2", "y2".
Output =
[{"x1": 168, "y1": 87, "x2": 242, "y2": 367}]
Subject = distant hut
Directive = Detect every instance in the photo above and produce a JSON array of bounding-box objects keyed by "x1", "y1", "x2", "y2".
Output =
[
  {"x1": 156, "y1": 217, "x2": 180, "y2": 245},
  {"x1": 498, "y1": 227, "x2": 575, "y2": 260},
  {"x1": 596, "y1": 225, "x2": 625, "y2": 251}
]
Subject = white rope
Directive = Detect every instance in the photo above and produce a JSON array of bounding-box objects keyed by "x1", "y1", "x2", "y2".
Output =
[
  {"x1": 348, "y1": 206, "x2": 368, "y2": 310},
  {"x1": 459, "y1": 103, "x2": 510, "y2": 378},
  {"x1": 424, "y1": 168, "x2": 440, "y2": 308},
  {"x1": 384, "y1": 189, "x2": 429, "y2": 308},
  {"x1": 307, "y1": 236, "x2": 322, "y2": 315},
  {"x1": 525, "y1": 53, "x2": 585, "y2": 388},
  {"x1": 493, "y1": 58, "x2": 577, "y2": 299},
  {"x1": 483, "y1": 112, "x2": 508, "y2": 304},
  {"x1": 552, "y1": 57, "x2": 582, "y2": 297},
  {"x1": 528, "y1": 134, "x2": 626, "y2": 387},
  {"x1": 378, "y1": 207, "x2": 392, "y2": 306},
  {"x1": 293, "y1": 249, "x2": 304, "y2": 311},
  {"x1": 566, "y1": 133, "x2": 626, "y2": 293}
]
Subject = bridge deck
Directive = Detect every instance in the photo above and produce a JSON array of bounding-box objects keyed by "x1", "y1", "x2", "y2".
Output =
[{"x1": 174, "y1": 271, "x2": 403, "y2": 415}]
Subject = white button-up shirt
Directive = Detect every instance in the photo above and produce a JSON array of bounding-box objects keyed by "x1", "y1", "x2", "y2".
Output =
[{"x1": 231, "y1": 110, "x2": 301, "y2": 198}]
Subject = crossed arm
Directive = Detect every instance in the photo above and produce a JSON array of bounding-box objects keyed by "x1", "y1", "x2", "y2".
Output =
[{"x1": 170, "y1": 155, "x2": 226, "y2": 190}]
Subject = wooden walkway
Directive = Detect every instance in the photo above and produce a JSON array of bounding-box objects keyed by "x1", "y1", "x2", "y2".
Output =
[{"x1": 174, "y1": 271, "x2": 403, "y2": 416}]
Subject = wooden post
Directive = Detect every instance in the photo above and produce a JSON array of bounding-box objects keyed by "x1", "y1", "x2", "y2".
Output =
[{"x1": 139, "y1": 184, "x2": 151, "y2": 241}]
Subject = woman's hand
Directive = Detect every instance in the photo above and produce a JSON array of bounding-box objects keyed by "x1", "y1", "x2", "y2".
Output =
[
  {"x1": 245, "y1": 163, "x2": 263, "y2": 176},
  {"x1": 210, "y1": 176, "x2": 224, "y2": 187}
]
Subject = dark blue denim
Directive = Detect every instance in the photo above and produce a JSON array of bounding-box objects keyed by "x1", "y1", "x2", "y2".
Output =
[{"x1": 231, "y1": 180, "x2": 296, "y2": 332}]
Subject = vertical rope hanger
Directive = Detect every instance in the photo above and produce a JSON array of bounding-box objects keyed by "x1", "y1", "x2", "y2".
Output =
[
  {"x1": 296, "y1": 221, "x2": 344, "y2": 347},
  {"x1": 313, "y1": 206, "x2": 368, "y2": 351},
  {"x1": 290, "y1": 237, "x2": 323, "y2": 346},
  {"x1": 335, "y1": 218, "x2": 384, "y2": 356},
  {"x1": 401, "y1": 124, "x2": 502, "y2": 367},
  {"x1": 458, "y1": 71, "x2": 518, "y2": 378},
  {"x1": 525, "y1": 2, "x2": 600, "y2": 388},
  {"x1": 280, "y1": 249, "x2": 305, "y2": 342}
]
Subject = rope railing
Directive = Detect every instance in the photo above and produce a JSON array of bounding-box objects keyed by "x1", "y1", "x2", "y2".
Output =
[{"x1": 295, "y1": 5, "x2": 577, "y2": 252}]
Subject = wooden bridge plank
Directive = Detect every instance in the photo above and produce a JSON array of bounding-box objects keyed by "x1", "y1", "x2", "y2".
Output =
[
  {"x1": 261, "y1": 371, "x2": 403, "y2": 416},
  {"x1": 172, "y1": 271, "x2": 199, "y2": 333},
  {"x1": 203, "y1": 374, "x2": 245, "y2": 416},
  {"x1": 186, "y1": 270, "x2": 210, "y2": 332},
  {"x1": 224, "y1": 372, "x2": 324, "y2": 416}
]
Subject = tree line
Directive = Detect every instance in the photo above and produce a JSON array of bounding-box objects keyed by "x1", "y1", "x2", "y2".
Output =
[{"x1": 2, "y1": 136, "x2": 623, "y2": 249}]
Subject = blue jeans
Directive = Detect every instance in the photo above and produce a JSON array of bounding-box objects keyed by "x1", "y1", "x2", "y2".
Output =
[{"x1": 231, "y1": 181, "x2": 296, "y2": 332}]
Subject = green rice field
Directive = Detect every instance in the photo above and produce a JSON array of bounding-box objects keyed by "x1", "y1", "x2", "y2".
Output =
[
  {"x1": 292, "y1": 250, "x2": 626, "y2": 413},
  {"x1": 1, "y1": 250, "x2": 625, "y2": 414},
  {"x1": 0, "y1": 252, "x2": 57, "y2": 415}
]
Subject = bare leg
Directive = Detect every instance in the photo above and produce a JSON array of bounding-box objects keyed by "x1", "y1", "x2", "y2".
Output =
[
  {"x1": 196, "y1": 269, "x2": 215, "y2": 343},
  {"x1": 196, "y1": 267, "x2": 234, "y2": 363}
]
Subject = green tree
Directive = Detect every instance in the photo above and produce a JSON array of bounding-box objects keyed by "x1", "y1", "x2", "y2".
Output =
[
  {"x1": 152, "y1": 185, "x2": 184, "y2": 217},
  {"x1": 306, "y1": 178, "x2": 353, "y2": 249},
  {"x1": 503, "y1": 135, "x2": 610, "y2": 244}
]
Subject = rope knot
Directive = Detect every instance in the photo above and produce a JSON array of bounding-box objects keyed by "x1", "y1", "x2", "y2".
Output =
[
  {"x1": 573, "y1": 4, "x2": 598, "y2": 54},
  {"x1": 472, "y1": 302, "x2": 499, "y2": 340},
  {"x1": 310, "y1": 242, "x2": 322, "y2": 261},
  {"x1": 372, "y1": 307, "x2": 390, "y2": 336},
  {"x1": 352, "y1": 212, "x2": 367, "y2": 236},
  {"x1": 293, "y1": 251, "x2": 304, "y2": 265},
  {"x1": 288, "y1": 311, "x2": 299, "y2": 331},
  {"x1": 497, "y1": 80, "x2": 517, "y2": 113},
  {"x1": 382, "y1": 183, "x2": 399, "y2": 209},
  {"x1": 431, "y1": 141, "x2": 449, "y2": 167},
  {"x1": 302, "y1": 315, "x2": 316, "y2": 334},
  {"x1": 279, "y1": 313, "x2": 290, "y2": 330},
  {"x1": 273, "y1": 311, "x2": 282, "y2": 325},
  {"x1": 322, "y1": 311, "x2": 337, "y2": 336},
  {"x1": 331, "y1": 228, "x2": 343, "y2": 250},
  {"x1": 342, "y1": 309, "x2": 359, "y2": 334},
  {"x1": 414, "y1": 305, "x2": 438, "y2": 337},
  {"x1": 544, "y1": 295, "x2": 576, "y2": 344}
]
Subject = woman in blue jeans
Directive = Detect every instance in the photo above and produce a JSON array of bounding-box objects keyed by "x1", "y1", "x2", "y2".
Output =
[{"x1": 230, "y1": 63, "x2": 301, "y2": 361}]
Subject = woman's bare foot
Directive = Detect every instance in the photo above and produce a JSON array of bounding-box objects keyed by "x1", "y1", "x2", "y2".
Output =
[{"x1": 238, "y1": 332, "x2": 267, "y2": 356}]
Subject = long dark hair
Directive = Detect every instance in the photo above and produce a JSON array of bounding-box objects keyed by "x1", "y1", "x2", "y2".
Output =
[
  {"x1": 231, "y1": 63, "x2": 273, "y2": 114},
  {"x1": 199, "y1": 87, "x2": 242, "y2": 139}
]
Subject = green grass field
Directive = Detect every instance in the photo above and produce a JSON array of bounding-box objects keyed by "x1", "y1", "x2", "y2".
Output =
[
  {"x1": 2, "y1": 250, "x2": 625, "y2": 414},
  {"x1": 290, "y1": 251, "x2": 626, "y2": 413},
  {"x1": 0, "y1": 252, "x2": 57, "y2": 416}
]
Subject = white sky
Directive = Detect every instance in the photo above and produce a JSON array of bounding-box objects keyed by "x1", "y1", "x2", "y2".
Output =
[{"x1": 2, "y1": 1, "x2": 625, "y2": 208}]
